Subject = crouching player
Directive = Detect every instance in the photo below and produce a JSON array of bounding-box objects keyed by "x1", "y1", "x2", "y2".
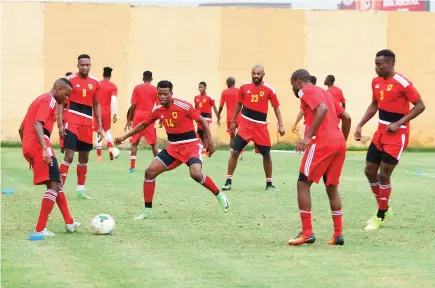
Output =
[
  {"x1": 288, "y1": 69, "x2": 351, "y2": 246},
  {"x1": 114, "y1": 80, "x2": 230, "y2": 219},
  {"x1": 19, "y1": 78, "x2": 80, "y2": 237}
]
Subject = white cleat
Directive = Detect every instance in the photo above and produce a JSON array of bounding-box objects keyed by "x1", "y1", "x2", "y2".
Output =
[
  {"x1": 134, "y1": 208, "x2": 153, "y2": 220},
  {"x1": 35, "y1": 228, "x2": 56, "y2": 237},
  {"x1": 216, "y1": 192, "x2": 230, "y2": 213},
  {"x1": 66, "y1": 221, "x2": 81, "y2": 232}
]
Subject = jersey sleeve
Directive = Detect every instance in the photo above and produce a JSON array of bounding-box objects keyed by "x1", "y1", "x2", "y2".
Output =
[
  {"x1": 131, "y1": 87, "x2": 138, "y2": 105},
  {"x1": 339, "y1": 90, "x2": 346, "y2": 103},
  {"x1": 144, "y1": 109, "x2": 159, "y2": 125},
  {"x1": 371, "y1": 79, "x2": 377, "y2": 100},
  {"x1": 194, "y1": 96, "x2": 199, "y2": 109},
  {"x1": 404, "y1": 83, "x2": 421, "y2": 103},
  {"x1": 209, "y1": 96, "x2": 215, "y2": 105},
  {"x1": 187, "y1": 104, "x2": 202, "y2": 122},
  {"x1": 300, "y1": 89, "x2": 322, "y2": 111},
  {"x1": 35, "y1": 97, "x2": 55, "y2": 124},
  {"x1": 237, "y1": 87, "x2": 244, "y2": 104},
  {"x1": 269, "y1": 89, "x2": 280, "y2": 108}
]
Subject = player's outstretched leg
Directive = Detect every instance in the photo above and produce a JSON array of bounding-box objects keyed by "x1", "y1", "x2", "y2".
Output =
[
  {"x1": 365, "y1": 161, "x2": 395, "y2": 230},
  {"x1": 129, "y1": 143, "x2": 139, "y2": 173},
  {"x1": 76, "y1": 151, "x2": 93, "y2": 200},
  {"x1": 288, "y1": 176, "x2": 316, "y2": 246},
  {"x1": 189, "y1": 163, "x2": 230, "y2": 212},
  {"x1": 57, "y1": 187, "x2": 80, "y2": 232},
  {"x1": 60, "y1": 149, "x2": 74, "y2": 185},
  {"x1": 95, "y1": 132, "x2": 103, "y2": 161},
  {"x1": 105, "y1": 129, "x2": 114, "y2": 160},
  {"x1": 326, "y1": 185, "x2": 344, "y2": 245}
]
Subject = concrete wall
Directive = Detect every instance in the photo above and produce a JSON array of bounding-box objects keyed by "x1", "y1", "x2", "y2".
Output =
[{"x1": 1, "y1": 3, "x2": 434, "y2": 147}]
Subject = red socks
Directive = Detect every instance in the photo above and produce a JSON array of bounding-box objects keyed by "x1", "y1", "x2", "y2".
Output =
[
  {"x1": 36, "y1": 189, "x2": 57, "y2": 232},
  {"x1": 200, "y1": 174, "x2": 219, "y2": 195},
  {"x1": 331, "y1": 210, "x2": 343, "y2": 237},
  {"x1": 300, "y1": 210, "x2": 312, "y2": 237},
  {"x1": 77, "y1": 163, "x2": 87, "y2": 186},
  {"x1": 143, "y1": 179, "x2": 156, "y2": 208},
  {"x1": 130, "y1": 156, "x2": 136, "y2": 170},
  {"x1": 96, "y1": 148, "x2": 102, "y2": 156},
  {"x1": 378, "y1": 184, "x2": 392, "y2": 211},
  {"x1": 370, "y1": 182, "x2": 380, "y2": 205},
  {"x1": 60, "y1": 160, "x2": 71, "y2": 185},
  {"x1": 107, "y1": 142, "x2": 113, "y2": 149},
  {"x1": 56, "y1": 189, "x2": 74, "y2": 224}
]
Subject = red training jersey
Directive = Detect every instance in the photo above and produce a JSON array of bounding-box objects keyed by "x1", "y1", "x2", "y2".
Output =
[
  {"x1": 22, "y1": 93, "x2": 57, "y2": 152},
  {"x1": 238, "y1": 82, "x2": 279, "y2": 125},
  {"x1": 220, "y1": 87, "x2": 241, "y2": 122},
  {"x1": 144, "y1": 98, "x2": 201, "y2": 144},
  {"x1": 299, "y1": 85, "x2": 344, "y2": 143},
  {"x1": 131, "y1": 83, "x2": 158, "y2": 122},
  {"x1": 98, "y1": 79, "x2": 118, "y2": 114},
  {"x1": 194, "y1": 94, "x2": 215, "y2": 120},
  {"x1": 66, "y1": 73, "x2": 100, "y2": 126},
  {"x1": 372, "y1": 73, "x2": 420, "y2": 133},
  {"x1": 327, "y1": 85, "x2": 345, "y2": 105}
]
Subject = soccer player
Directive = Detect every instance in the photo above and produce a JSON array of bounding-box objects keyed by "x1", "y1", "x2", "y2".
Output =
[
  {"x1": 94, "y1": 67, "x2": 118, "y2": 161},
  {"x1": 125, "y1": 71, "x2": 159, "y2": 172},
  {"x1": 114, "y1": 80, "x2": 230, "y2": 219},
  {"x1": 59, "y1": 72, "x2": 73, "y2": 154},
  {"x1": 57, "y1": 54, "x2": 103, "y2": 200},
  {"x1": 288, "y1": 69, "x2": 351, "y2": 246},
  {"x1": 222, "y1": 65, "x2": 285, "y2": 191},
  {"x1": 324, "y1": 75, "x2": 346, "y2": 109},
  {"x1": 217, "y1": 77, "x2": 244, "y2": 160},
  {"x1": 354, "y1": 49, "x2": 425, "y2": 230},
  {"x1": 19, "y1": 78, "x2": 80, "y2": 236},
  {"x1": 194, "y1": 81, "x2": 220, "y2": 154},
  {"x1": 292, "y1": 75, "x2": 318, "y2": 137}
]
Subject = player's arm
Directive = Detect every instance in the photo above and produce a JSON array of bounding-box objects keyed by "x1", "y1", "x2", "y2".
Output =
[
  {"x1": 270, "y1": 91, "x2": 285, "y2": 136},
  {"x1": 34, "y1": 101, "x2": 54, "y2": 165},
  {"x1": 334, "y1": 100, "x2": 351, "y2": 141},
  {"x1": 231, "y1": 103, "x2": 242, "y2": 124},
  {"x1": 292, "y1": 109, "x2": 304, "y2": 133},
  {"x1": 56, "y1": 103, "x2": 66, "y2": 137},
  {"x1": 18, "y1": 121, "x2": 24, "y2": 142},
  {"x1": 217, "y1": 93, "x2": 225, "y2": 119},
  {"x1": 93, "y1": 87, "x2": 103, "y2": 131},
  {"x1": 306, "y1": 104, "x2": 328, "y2": 139},
  {"x1": 354, "y1": 99, "x2": 377, "y2": 141},
  {"x1": 394, "y1": 86, "x2": 425, "y2": 128},
  {"x1": 116, "y1": 112, "x2": 156, "y2": 144},
  {"x1": 212, "y1": 103, "x2": 220, "y2": 123},
  {"x1": 199, "y1": 116, "x2": 215, "y2": 155}
]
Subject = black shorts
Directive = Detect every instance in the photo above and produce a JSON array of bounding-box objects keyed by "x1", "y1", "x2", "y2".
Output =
[
  {"x1": 233, "y1": 135, "x2": 270, "y2": 155},
  {"x1": 366, "y1": 142, "x2": 398, "y2": 165},
  {"x1": 156, "y1": 148, "x2": 202, "y2": 170},
  {"x1": 64, "y1": 127, "x2": 93, "y2": 152}
]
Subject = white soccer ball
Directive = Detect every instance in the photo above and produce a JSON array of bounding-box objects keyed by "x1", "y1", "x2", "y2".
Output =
[
  {"x1": 111, "y1": 147, "x2": 120, "y2": 159},
  {"x1": 90, "y1": 214, "x2": 115, "y2": 235}
]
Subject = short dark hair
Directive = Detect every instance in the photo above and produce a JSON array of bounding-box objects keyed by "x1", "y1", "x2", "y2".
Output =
[
  {"x1": 199, "y1": 81, "x2": 207, "y2": 87},
  {"x1": 291, "y1": 69, "x2": 311, "y2": 82},
  {"x1": 143, "y1": 71, "x2": 153, "y2": 81},
  {"x1": 326, "y1": 75, "x2": 335, "y2": 84},
  {"x1": 226, "y1": 77, "x2": 236, "y2": 87},
  {"x1": 157, "y1": 80, "x2": 173, "y2": 91},
  {"x1": 78, "y1": 54, "x2": 90, "y2": 60},
  {"x1": 103, "y1": 67, "x2": 113, "y2": 77},
  {"x1": 65, "y1": 72, "x2": 73, "y2": 77},
  {"x1": 310, "y1": 76, "x2": 317, "y2": 85},
  {"x1": 376, "y1": 49, "x2": 395, "y2": 64},
  {"x1": 60, "y1": 78, "x2": 73, "y2": 88}
]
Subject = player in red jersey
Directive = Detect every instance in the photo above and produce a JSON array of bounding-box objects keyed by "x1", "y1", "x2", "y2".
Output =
[
  {"x1": 324, "y1": 75, "x2": 346, "y2": 109},
  {"x1": 125, "y1": 71, "x2": 160, "y2": 173},
  {"x1": 217, "y1": 77, "x2": 244, "y2": 160},
  {"x1": 287, "y1": 69, "x2": 351, "y2": 246},
  {"x1": 354, "y1": 50, "x2": 425, "y2": 230},
  {"x1": 114, "y1": 80, "x2": 230, "y2": 219},
  {"x1": 94, "y1": 67, "x2": 118, "y2": 161},
  {"x1": 19, "y1": 78, "x2": 80, "y2": 237},
  {"x1": 194, "y1": 81, "x2": 220, "y2": 154},
  {"x1": 59, "y1": 72, "x2": 73, "y2": 154},
  {"x1": 57, "y1": 54, "x2": 103, "y2": 200},
  {"x1": 292, "y1": 75, "x2": 317, "y2": 138},
  {"x1": 221, "y1": 65, "x2": 285, "y2": 191}
]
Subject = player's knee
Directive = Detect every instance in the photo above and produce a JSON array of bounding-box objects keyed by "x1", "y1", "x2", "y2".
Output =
[
  {"x1": 189, "y1": 170, "x2": 202, "y2": 182},
  {"x1": 262, "y1": 153, "x2": 271, "y2": 160},
  {"x1": 47, "y1": 180, "x2": 62, "y2": 192},
  {"x1": 378, "y1": 171, "x2": 390, "y2": 184},
  {"x1": 231, "y1": 149, "x2": 241, "y2": 157},
  {"x1": 364, "y1": 165, "x2": 377, "y2": 178},
  {"x1": 63, "y1": 152, "x2": 74, "y2": 163},
  {"x1": 145, "y1": 167, "x2": 158, "y2": 179},
  {"x1": 78, "y1": 154, "x2": 89, "y2": 163}
]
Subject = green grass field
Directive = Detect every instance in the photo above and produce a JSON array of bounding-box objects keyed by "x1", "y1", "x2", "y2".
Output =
[{"x1": 2, "y1": 147, "x2": 435, "y2": 288}]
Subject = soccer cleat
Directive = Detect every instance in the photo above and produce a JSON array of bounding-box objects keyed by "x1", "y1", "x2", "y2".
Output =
[
  {"x1": 216, "y1": 192, "x2": 230, "y2": 212},
  {"x1": 265, "y1": 184, "x2": 279, "y2": 191},
  {"x1": 366, "y1": 206, "x2": 393, "y2": 223},
  {"x1": 288, "y1": 232, "x2": 316, "y2": 246},
  {"x1": 66, "y1": 221, "x2": 81, "y2": 232},
  {"x1": 108, "y1": 148, "x2": 114, "y2": 161},
  {"x1": 76, "y1": 191, "x2": 94, "y2": 200},
  {"x1": 240, "y1": 155, "x2": 243, "y2": 161},
  {"x1": 34, "y1": 228, "x2": 56, "y2": 237},
  {"x1": 127, "y1": 169, "x2": 135, "y2": 173},
  {"x1": 365, "y1": 216, "x2": 383, "y2": 230},
  {"x1": 221, "y1": 179, "x2": 232, "y2": 191},
  {"x1": 134, "y1": 208, "x2": 153, "y2": 220},
  {"x1": 328, "y1": 235, "x2": 344, "y2": 245}
]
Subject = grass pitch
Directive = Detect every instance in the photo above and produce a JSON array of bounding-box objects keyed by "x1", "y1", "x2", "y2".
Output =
[{"x1": 1, "y1": 147, "x2": 435, "y2": 288}]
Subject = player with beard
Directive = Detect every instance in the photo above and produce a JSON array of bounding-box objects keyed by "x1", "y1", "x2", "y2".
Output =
[{"x1": 222, "y1": 65, "x2": 285, "y2": 191}]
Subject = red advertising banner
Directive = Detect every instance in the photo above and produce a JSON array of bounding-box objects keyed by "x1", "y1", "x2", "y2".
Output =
[{"x1": 339, "y1": 0, "x2": 427, "y2": 11}]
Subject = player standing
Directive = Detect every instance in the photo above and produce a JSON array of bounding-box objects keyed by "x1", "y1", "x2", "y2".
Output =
[
  {"x1": 19, "y1": 78, "x2": 80, "y2": 236},
  {"x1": 292, "y1": 75, "x2": 317, "y2": 137},
  {"x1": 217, "y1": 77, "x2": 244, "y2": 160},
  {"x1": 221, "y1": 65, "x2": 285, "y2": 191},
  {"x1": 126, "y1": 71, "x2": 159, "y2": 173},
  {"x1": 57, "y1": 54, "x2": 103, "y2": 200},
  {"x1": 194, "y1": 81, "x2": 220, "y2": 154},
  {"x1": 354, "y1": 49, "x2": 425, "y2": 230},
  {"x1": 288, "y1": 69, "x2": 351, "y2": 246},
  {"x1": 115, "y1": 80, "x2": 230, "y2": 219},
  {"x1": 94, "y1": 67, "x2": 118, "y2": 161},
  {"x1": 324, "y1": 75, "x2": 346, "y2": 109}
]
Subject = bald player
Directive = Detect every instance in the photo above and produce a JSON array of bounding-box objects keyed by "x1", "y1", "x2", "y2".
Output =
[{"x1": 222, "y1": 65, "x2": 285, "y2": 191}]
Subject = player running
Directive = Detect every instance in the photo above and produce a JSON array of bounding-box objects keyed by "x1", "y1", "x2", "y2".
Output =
[
  {"x1": 57, "y1": 54, "x2": 103, "y2": 200},
  {"x1": 114, "y1": 80, "x2": 230, "y2": 219},
  {"x1": 222, "y1": 65, "x2": 285, "y2": 191},
  {"x1": 194, "y1": 81, "x2": 220, "y2": 155},
  {"x1": 354, "y1": 49, "x2": 425, "y2": 230},
  {"x1": 94, "y1": 67, "x2": 118, "y2": 161},
  {"x1": 217, "y1": 77, "x2": 244, "y2": 160},
  {"x1": 292, "y1": 75, "x2": 317, "y2": 138},
  {"x1": 288, "y1": 69, "x2": 351, "y2": 246},
  {"x1": 125, "y1": 71, "x2": 159, "y2": 173},
  {"x1": 19, "y1": 78, "x2": 80, "y2": 237},
  {"x1": 324, "y1": 75, "x2": 346, "y2": 109}
]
